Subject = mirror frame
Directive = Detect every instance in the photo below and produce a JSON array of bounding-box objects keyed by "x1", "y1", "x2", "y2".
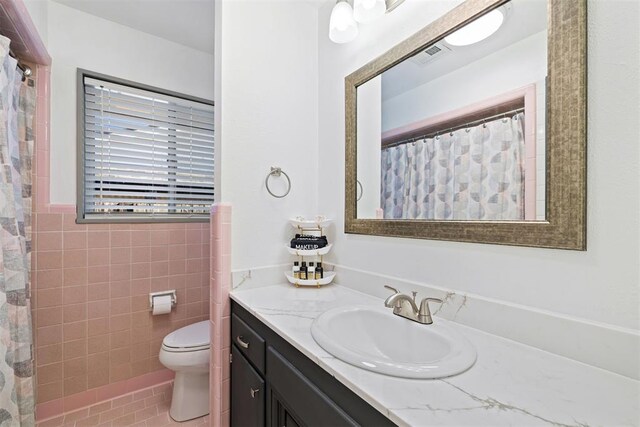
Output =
[{"x1": 345, "y1": 0, "x2": 586, "y2": 250}]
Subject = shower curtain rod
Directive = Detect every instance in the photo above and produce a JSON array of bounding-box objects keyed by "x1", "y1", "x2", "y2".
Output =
[
  {"x1": 383, "y1": 107, "x2": 525, "y2": 149},
  {"x1": 9, "y1": 49, "x2": 32, "y2": 79}
]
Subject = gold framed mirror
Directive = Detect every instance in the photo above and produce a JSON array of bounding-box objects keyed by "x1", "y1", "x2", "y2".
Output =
[{"x1": 345, "y1": 0, "x2": 586, "y2": 250}]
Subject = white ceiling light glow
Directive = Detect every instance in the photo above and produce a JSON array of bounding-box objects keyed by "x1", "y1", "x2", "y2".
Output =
[
  {"x1": 444, "y1": 9, "x2": 504, "y2": 46},
  {"x1": 329, "y1": 0, "x2": 359, "y2": 44},
  {"x1": 353, "y1": 0, "x2": 387, "y2": 23}
]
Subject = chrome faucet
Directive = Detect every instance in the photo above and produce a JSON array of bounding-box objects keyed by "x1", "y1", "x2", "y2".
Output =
[{"x1": 384, "y1": 285, "x2": 443, "y2": 325}]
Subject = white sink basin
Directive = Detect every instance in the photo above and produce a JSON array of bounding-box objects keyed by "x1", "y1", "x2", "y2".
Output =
[{"x1": 311, "y1": 305, "x2": 476, "y2": 379}]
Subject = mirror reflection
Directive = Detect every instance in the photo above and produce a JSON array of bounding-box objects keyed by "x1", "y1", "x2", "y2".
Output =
[{"x1": 356, "y1": 0, "x2": 547, "y2": 221}]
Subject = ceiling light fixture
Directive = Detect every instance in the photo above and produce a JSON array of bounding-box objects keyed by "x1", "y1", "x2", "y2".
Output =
[
  {"x1": 353, "y1": 0, "x2": 387, "y2": 23},
  {"x1": 444, "y1": 9, "x2": 505, "y2": 46},
  {"x1": 329, "y1": 0, "x2": 359, "y2": 44},
  {"x1": 329, "y1": 0, "x2": 406, "y2": 44}
]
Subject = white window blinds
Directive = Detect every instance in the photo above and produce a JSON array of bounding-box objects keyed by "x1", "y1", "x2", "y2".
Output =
[{"x1": 81, "y1": 75, "x2": 215, "y2": 221}]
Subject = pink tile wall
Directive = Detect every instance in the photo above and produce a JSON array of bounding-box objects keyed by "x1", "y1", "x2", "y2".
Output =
[
  {"x1": 32, "y1": 217, "x2": 211, "y2": 409},
  {"x1": 210, "y1": 203, "x2": 232, "y2": 427},
  {"x1": 31, "y1": 65, "x2": 212, "y2": 421},
  {"x1": 35, "y1": 380, "x2": 210, "y2": 427}
]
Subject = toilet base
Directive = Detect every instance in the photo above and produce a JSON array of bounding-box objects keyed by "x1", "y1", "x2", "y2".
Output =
[{"x1": 169, "y1": 371, "x2": 210, "y2": 422}]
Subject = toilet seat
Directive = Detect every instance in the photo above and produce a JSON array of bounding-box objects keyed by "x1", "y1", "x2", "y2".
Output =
[
  {"x1": 162, "y1": 321, "x2": 210, "y2": 352},
  {"x1": 162, "y1": 343, "x2": 210, "y2": 353}
]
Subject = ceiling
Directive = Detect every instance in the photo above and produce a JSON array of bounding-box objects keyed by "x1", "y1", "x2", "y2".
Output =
[
  {"x1": 52, "y1": 0, "x2": 214, "y2": 54},
  {"x1": 381, "y1": 0, "x2": 547, "y2": 101}
]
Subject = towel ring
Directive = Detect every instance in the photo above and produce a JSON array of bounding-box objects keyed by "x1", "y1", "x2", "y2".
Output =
[
  {"x1": 265, "y1": 166, "x2": 291, "y2": 198},
  {"x1": 356, "y1": 179, "x2": 363, "y2": 202}
]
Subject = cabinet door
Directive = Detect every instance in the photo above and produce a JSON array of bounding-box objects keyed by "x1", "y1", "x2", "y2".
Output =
[
  {"x1": 284, "y1": 412, "x2": 301, "y2": 427},
  {"x1": 267, "y1": 347, "x2": 358, "y2": 427},
  {"x1": 232, "y1": 345, "x2": 265, "y2": 427},
  {"x1": 271, "y1": 391, "x2": 302, "y2": 427}
]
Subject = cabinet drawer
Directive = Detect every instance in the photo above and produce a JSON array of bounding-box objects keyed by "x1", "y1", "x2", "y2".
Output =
[
  {"x1": 267, "y1": 347, "x2": 359, "y2": 427},
  {"x1": 231, "y1": 346, "x2": 265, "y2": 427},
  {"x1": 232, "y1": 313, "x2": 266, "y2": 373}
]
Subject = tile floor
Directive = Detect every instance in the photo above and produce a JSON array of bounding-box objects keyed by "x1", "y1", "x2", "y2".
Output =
[{"x1": 36, "y1": 382, "x2": 209, "y2": 427}]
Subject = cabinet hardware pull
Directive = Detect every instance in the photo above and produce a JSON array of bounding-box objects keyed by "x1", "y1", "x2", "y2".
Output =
[
  {"x1": 236, "y1": 336, "x2": 250, "y2": 349},
  {"x1": 250, "y1": 387, "x2": 260, "y2": 398}
]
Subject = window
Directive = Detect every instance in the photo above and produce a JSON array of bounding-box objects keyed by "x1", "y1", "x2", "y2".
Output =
[{"x1": 77, "y1": 70, "x2": 215, "y2": 222}]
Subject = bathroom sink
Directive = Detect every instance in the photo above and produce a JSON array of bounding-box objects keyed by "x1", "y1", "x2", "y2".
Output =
[{"x1": 311, "y1": 305, "x2": 476, "y2": 379}]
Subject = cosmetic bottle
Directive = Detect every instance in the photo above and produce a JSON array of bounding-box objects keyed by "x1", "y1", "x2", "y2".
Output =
[
  {"x1": 315, "y1": 262, "x2": 323, "y2": 279},
  {"x1": 300, "y1": 262, "x2": 308, "y2": 280},
  {"x1": 292, "y1": 261, "x2": 300, "y2": 279},
  {"x1": 308, "y1": 262, "x2": 315, "y2": 280}
]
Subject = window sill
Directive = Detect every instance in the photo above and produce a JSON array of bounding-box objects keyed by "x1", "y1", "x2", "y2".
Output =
[{"x1": 76, "y1": 215, "x2": 210, "y2": 224}]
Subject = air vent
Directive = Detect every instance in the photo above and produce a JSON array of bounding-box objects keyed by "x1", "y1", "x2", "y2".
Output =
[
  {"x1": 424, "y1": 45, "x2": 442, "y2": 56},
  {"x1": 410, "y1": 42, "x2": 451, "y2": 66}
]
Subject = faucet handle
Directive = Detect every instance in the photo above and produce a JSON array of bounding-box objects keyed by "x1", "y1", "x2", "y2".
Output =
[
  {"x1": 418, "y1": 297, "x2": 443, "y2": 325},
  {"x1": 384, "y1": 285, "x2": 399, "y2": 294},
  {"x1": 383, "y1": 285, "x2": 401, "y2": 309}
]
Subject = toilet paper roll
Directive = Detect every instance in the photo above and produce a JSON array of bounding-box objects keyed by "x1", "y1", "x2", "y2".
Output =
[{"x1": 152, "y1": 295, "x2": 173, "y2": 315}]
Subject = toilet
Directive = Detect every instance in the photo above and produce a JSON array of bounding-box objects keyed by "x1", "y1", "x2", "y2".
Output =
[{"x1": 159, "y1": 321, "x2": 210, "y2": 421}]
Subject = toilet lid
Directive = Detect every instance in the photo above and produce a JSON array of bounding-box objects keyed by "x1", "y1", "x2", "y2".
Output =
[{"x1": 163, "y1": 321, "x2": 210, "y2": 349}]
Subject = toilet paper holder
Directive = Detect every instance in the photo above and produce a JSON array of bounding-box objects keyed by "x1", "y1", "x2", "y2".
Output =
[{"x1": 149, "y1": 290, "x2": 177, "y2": 312}]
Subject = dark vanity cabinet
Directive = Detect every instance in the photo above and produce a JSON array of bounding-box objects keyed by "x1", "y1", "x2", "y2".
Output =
[
  {"x1": 231, "y1": 345, "x2": 265, "y2": 426},
  {"x1": 231, "y1": 313, "x2": 266, "y2": 427},
  {"x1": 231, "y1": 302, "x2": 396, "y2": 427}
]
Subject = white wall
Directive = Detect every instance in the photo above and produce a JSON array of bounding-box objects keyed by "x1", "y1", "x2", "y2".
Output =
[
  {"x1": 218, "y1": 1, "x2": 319, "y2": 270},
  {"x1": 356, "y1": 75, "x2": 381, "y2": 218},
  {"x1": 318, "y1": 0, "x2": 640, "y2": 331},
  {"x1": 381, "y1": 30, "x2": 546, "y2": 131},
  {"x1": 40, "y1": 1, "x2": 215, "y2": 204}
]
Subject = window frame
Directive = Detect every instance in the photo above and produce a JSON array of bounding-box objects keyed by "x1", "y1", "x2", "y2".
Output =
[{"x1": 76, "y1": 68, "x2": 215, "y2": 224}]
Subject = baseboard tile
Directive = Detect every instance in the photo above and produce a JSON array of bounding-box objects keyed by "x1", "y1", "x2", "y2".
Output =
[{"x1": 35, "y1": 369, "x2": 175, "y2": 422}]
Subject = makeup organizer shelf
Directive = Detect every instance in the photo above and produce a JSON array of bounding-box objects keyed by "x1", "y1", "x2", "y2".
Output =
[{"x1": 285, "y1": 218, "x2": 335, "y2": 287}]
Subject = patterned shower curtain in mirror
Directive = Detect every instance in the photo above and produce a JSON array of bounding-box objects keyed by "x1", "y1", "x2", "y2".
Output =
[
  {"x1": 381, "y1": 113, "x2": 525, "y2": 220},
  {"x1": 0, "y1": 35, "x2": 36, "y2": 426}
]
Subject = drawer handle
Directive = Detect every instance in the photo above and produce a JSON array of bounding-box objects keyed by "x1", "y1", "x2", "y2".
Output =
[
  {"x1": 250, "y1": 387, "x2": 260, "y2": 398},
  {"x1": 236, "y1": 335, "x2": 250, "y2": 349}
]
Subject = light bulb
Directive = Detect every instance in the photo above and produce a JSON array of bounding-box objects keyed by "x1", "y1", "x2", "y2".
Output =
[
  {"x1": 329, "y1": 1, "x2": 359, "y2": 44},
  {"x1": 353, "y1": 0, "x2": 386, "y2": 23},
  {"x1": 444, "y1": 9, "x2": 504, "y2": 46}
]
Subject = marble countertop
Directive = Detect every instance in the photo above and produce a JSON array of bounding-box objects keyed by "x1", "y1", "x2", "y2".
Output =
[{"x1": 230, "y1": 283, "x2": 640, "y2": 427}]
